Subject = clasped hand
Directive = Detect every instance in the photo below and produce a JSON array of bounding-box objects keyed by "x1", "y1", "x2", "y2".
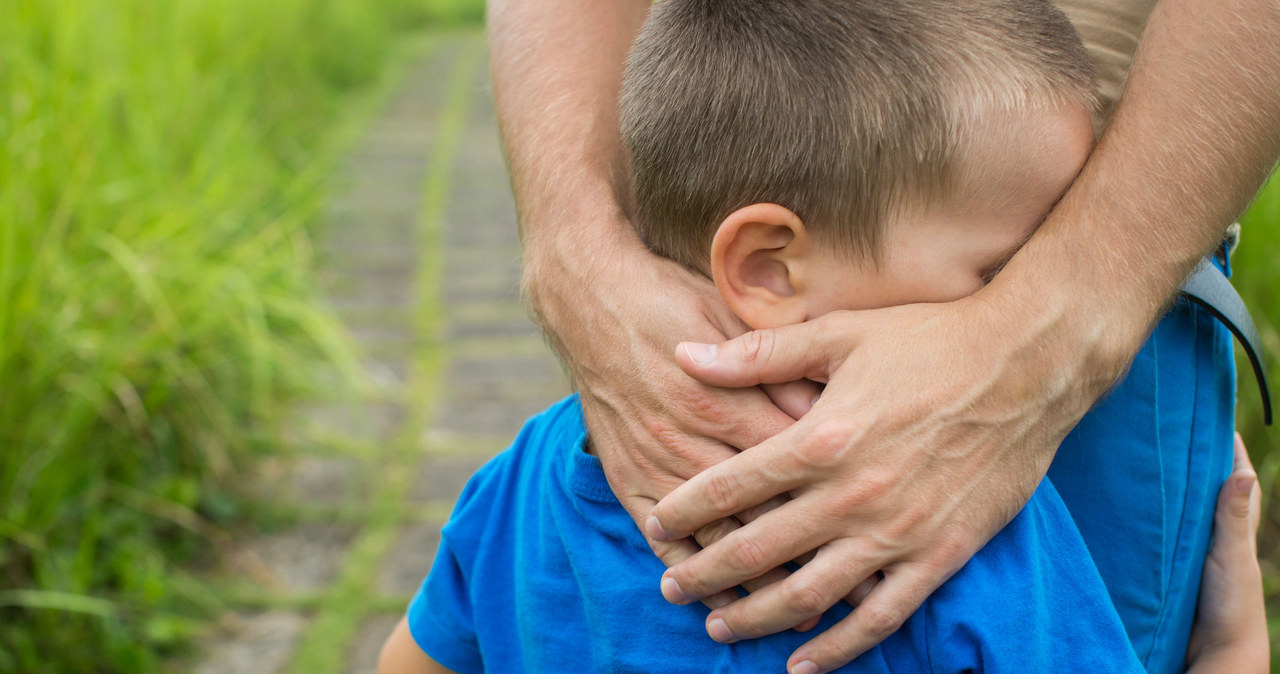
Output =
[{"x1": 643, "y1": 299, "x2": 1088, "y2": 674}]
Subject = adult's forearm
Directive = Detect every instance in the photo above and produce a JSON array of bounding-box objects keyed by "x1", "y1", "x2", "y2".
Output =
[
  {"x1": 487, "y1": 0, "x2": 649, "y2": 278},
  {"x1": 995, "y1": 0, "x2": 1280, "y2": 386}
]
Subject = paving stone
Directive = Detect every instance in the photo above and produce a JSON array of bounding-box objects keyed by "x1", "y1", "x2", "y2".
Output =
[
  {"x1": 325, "y1": 293, "x2": 417, "y2": 315},
  {"x1": 447, "y1": 354, "x2": 565, "y2": 386},
  {"x1": 377, "y1": 522, "x2": 444, "y2": 595},
  {"x1": 348, "y1": 325, "x2": 416, "y2": 352},
  {"x1": 419, "y1": 430, "x2": 512, "y2": 456},
  {"x1": 196, "y1": 611, "x2": 308, "y2": 674},
  {"x1": 408, "y1": 453, "x2": 499, "y2": 504},
  {"x1": 300, "y1": 401, "x2": 405, "y2": 442},
  {"x1": 445, "y1": 376, "x2": 570, "y2": 406},
  {"x1": 441, "y1": 282, "x2": 522, "y2": 306},
  {"x1": 290, "y1": 456, "x2": 365, "y2": 504},
  {"x1": 362, "y1": 358, "x2": 410, "y2": 390},
  {"x1": 435, "y1": 398, "x2": 562, "y2": 437},
  {"x1": 234, "y1": 523, "x2": 358, "y2": 592},
  {"x1": 319, "y1": 243, "x2": 420, "y2": 273},
  {"x1": 448, "y1": 335, "x2": 567, "y2": 360},
  {"x1": 441, "y1": 267, "x2": 522, "y2": 300},
  {"x1": 344, "y1": 614, "x2": 402, "y2": 674},
  {"x1": 249, "y1": 455, "x2": 366, "y2": 506},
  {"x1": 444, "y1": 245, "x2": 522, "y2": 267},
  {"x1": 445, "y1": 318, "x2": 543, "y2": 340}
]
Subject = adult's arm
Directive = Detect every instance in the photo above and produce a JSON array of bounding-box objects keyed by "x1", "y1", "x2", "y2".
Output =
[
  {"x1": 486, "y1": 0, "x2": 811, "y2": 590},
  {"x1": 647, "y1": 0, "x2": 1280, "y2": 671}
]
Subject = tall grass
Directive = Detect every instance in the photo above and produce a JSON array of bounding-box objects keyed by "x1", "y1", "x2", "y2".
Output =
[
  {"x1": 0, "y1": 0, "x2": 478, "y2": 671},
  {"x1": 1237, "y1": 171, "x2": 1280, "y2": 639}
]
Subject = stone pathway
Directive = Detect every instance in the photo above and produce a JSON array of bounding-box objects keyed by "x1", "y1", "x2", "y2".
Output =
[{"x1": 195, "y1": 29, "x2": 570, "y2": 674}]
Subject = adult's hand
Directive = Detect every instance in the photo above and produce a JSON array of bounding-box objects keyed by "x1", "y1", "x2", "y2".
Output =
[
  {"x1": 528, "y1": 215, "x2": 805, "y2": 557},
  {"x1": 488, "y1": 0, "x2": 821, "y2": 605},
  {"x1": 648, "y1": 286, "x2": 1123, "y2": 673},
  {"x1": 493, "y1": 0, "x2": 1280, "y2": 669},
  {"x1": 646, "y1": 0, "x2": 1280, "y2": 669}
]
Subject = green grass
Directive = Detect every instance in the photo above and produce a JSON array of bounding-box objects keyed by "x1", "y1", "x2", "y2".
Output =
[
  {"x1": 2, "y1": 0, "x2": 1278, "y2": 668},
  {"x1": 0, "y1": 1, "x2": 480, "y2": 671},
  {"x1": 1236, "y1": 170, "x2": 1280, "y2": 663}
]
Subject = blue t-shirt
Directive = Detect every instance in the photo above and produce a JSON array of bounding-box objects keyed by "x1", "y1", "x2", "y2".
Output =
[
  {"x1": 1051, "y1": 297, "x2": 1236, "y2": 673},
  {"x1": 409, "y1": 396, "x2": 1143, "y2": 673}
]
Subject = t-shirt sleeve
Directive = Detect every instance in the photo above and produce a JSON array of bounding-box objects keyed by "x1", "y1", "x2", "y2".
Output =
[
  {"x1": 405, "y1": 457, "x2": 505, "y2": 674},
  {"x1": 918, "y1": 480, "x2": 1146, "y2": 673},
  {"x1": 407, "y1": 535, "x2": 482, "y2": 674}
]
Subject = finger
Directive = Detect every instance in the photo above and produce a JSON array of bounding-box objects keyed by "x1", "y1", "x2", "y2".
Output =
[
  {"x1": 704, "y1": 542, "x2": 871, "y2": 642},
  {"x1": 788, "y1": 567, "x2": 937, "y2": 674},
  {"x1": 658, "y1": 494, "x2": 835, "y2": 603},
  {"x1": 845, "y1": 572, "x2": 884, "y2": 607},
  {"x1": 1222, "y1": 432, "x2": 1260, "y2": 539},
  {"x1": 690, "y1": 510, "x2": 822, "y2": 633},
  {"x1": 647, "y1": 431, "x2": 809, "y2": 540},
  {"x1": 648, "y1": 534, "x2": 740, "y2": 611},
  {"x1": 675, "y1": 313, "x2": 857, "y2": 388},
  {"x1": 761, "y1": 379, "x2": 824, "y2": 420},
  {"x1": 681, "y1": 384, "x2": 797, "y2": 455}
]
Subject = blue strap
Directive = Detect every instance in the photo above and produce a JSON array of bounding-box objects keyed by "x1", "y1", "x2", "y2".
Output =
[{"x1": 1178, "y1": 258, "x2": 1272, "y2": 425}]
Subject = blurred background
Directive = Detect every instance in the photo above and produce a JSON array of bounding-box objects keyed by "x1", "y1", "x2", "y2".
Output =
[{"x1": 1, "y1": 1, "x2": 1278, "y2": 672}]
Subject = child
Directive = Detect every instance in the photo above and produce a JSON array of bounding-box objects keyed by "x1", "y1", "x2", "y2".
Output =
[{"x1": 383, "y1": 0, "x2": 1260, "y2": 671}]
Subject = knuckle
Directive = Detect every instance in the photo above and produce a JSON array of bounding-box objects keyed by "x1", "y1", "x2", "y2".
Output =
[
  {"x1": 860, "y1": 604, "x2": 905, "y2": 638},
  {"x1": 784, "y1": 576, "x2": 832, "y2": 616},
  {"x1": 740, "y1": 329, "x2": 777, "y2": 367},
  {"x1": 693, "y1": 518, "x2": 740, "y2": 548},
  {"x1": 640, "y1": 414, "x2": 679, "y2": 447},
  {"x1": 727, "y1": 533, "x2": 772, "y2": 574},
  {"x1": 929, "y1": 532, "x2": 975, "y2": 570},
  {"x1": 797, "y1": 419, "x2": 856, "y2": 469},
  {"x1": 703, "y1": 472, "x2": 743, "y2": 515},
  {"x1": 831, "y1": 466, "x2": 898, "y2": 513},
  {"x1": 681, "y1": 389, "x2": 725, "y2": 424},
  {"x1": 828, "y1": 640, "x2": 861, "y2": 670}
]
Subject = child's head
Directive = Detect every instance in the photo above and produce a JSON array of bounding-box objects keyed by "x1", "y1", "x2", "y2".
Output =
[{"x1": 620, "y1": 0, "x2": 1096, "y2": 328}]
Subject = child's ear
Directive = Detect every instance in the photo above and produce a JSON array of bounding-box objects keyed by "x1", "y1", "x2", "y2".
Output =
[{"x1": 710, "y1": 203, "x2": 813, "y2": 329}]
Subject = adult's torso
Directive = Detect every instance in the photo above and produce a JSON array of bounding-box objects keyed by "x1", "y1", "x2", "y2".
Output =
[{"x1": 1054, "y1": 0, "x2": 1158, "y2": 126}]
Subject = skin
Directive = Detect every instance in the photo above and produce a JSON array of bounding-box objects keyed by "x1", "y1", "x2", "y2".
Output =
[
  {"x1": 1185, "y1": 433, "x2": 1270, "y2": 673},
  {"x1": 490, "y1": 0, "x2": 1280, "y2": 671},
  {"x1": 378, "y1": 173, "x2": 1269, "y2": 673}
]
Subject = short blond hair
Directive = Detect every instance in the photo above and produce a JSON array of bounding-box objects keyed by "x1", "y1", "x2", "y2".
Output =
[{"x1": 620, "y1": 0, "x2": 1096, "y2": 270}]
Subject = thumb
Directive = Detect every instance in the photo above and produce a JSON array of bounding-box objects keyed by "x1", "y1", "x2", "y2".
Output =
[
  {"x1": 676, "y1": 315, "x2": 857, "y2": 388},
  {"x1": 1224, "y1": 432, "x2": 1262, "y2": 537},
  {"x1": 1220, "y1": 471, "x2": 1256, "y2": 529}
]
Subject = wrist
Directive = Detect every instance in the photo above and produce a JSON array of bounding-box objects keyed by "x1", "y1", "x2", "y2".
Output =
[
  {"x1": 518, "y1": 188, "x2": 650, "y2": 358},
  {"x1": 974, "y1": 247, "x2": 1151, "y2": 423},
  {"x1": 983, "y1": 196, "x2": 1187, "y2": 402}
]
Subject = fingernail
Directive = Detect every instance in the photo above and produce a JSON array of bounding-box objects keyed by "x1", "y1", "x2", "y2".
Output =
[
  {"x1": 682, "y1": 342, "x2": 717, "y2": 365},
  {"x1": 1234, "y1": 474, "x2": 1256, "y2": 494},
  {"x1": 707, "y1": 617, "x2": 735, "y2": 643},
  {"x1": 791, "y1": 660, "x2": 820, "y2": 674},
  {"x1": 646, "y1": 515, "x2": 672, "y2": 541},
  {"x1": 661, "y1": 576, "x2": 689, "y2": 604}
]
